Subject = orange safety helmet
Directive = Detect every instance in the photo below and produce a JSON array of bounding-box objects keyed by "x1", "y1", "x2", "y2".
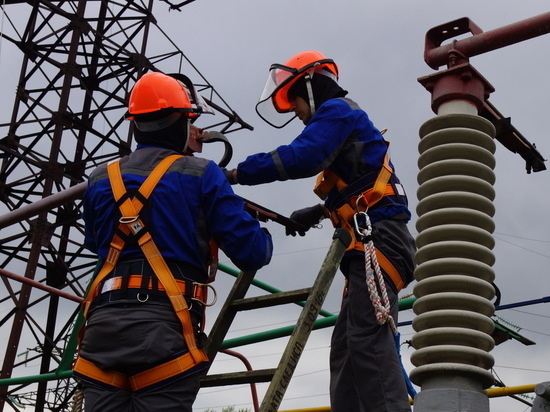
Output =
[
  {"x1": 255, "y1": 51, "x2": 338, "y2": 128},
  {"x1": 125, "y1": 72, "x2": 213, "y2": 132}
]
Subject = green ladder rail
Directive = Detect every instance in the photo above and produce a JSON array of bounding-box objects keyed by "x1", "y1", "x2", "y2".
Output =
[{"x1": 201, "y1": 228, "x2": 352, "y2": 412}]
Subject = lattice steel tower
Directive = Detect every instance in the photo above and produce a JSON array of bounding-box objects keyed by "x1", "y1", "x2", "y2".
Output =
[{"x1": 0, "y1": 1, "x2": 250, "y2": 410}]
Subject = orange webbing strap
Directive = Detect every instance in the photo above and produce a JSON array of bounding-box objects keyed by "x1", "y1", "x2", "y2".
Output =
[
  {"x1": 334, "y1": 217, "x2": 404, "y2": 292},
  {"x1": 75, "y1": 155, "x2": 208, "y2": 391},
  {"x1": 375, "y1": 248, "x2": 405, "y2": 292},
  {"x1": 95, "y1": 274, "x2": 208, "y2": 304},
  {"x1": 314, "y1": 169, "x2": 343, "y2": 200},
  {"x1": 129, "y1": 352, "x2": 197, "y2": 391},
  {"x1": 80, "y1": 155, "x2": 182, "y2": 320},
  {"x1": 107, "y1": 156, "x2": 208, "y2": 368},
  {"x1": 314, "y1": 142, "x2": 394, "y2": 208},
  {"x1": 362, "y1": 149, "x2": 393, "y2": 208},
  {"x1": 73, "y1": 357, "x2": 131, "y2": 391},
  {"x1": 73, "y1": 350, "x2": 200, "y2": 392}
]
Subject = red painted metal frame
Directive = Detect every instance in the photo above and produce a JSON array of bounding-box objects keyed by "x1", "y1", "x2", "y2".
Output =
[{"x1": 419, "y1": 13, "x2": 548, "y2": 173}]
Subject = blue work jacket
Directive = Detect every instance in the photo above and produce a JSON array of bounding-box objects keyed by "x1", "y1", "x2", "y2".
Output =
[
  {"x1": 236, "y1": 97, "x2": 411, "y2": 223},
  {"x1": 83, "y1": 146, "x2": 273, "y2": 277}
]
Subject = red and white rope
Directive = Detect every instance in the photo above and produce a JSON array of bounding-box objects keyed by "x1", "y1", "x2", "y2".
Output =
[{"x1": 355, "y1": 211, "x2": 396, "y2": 334}]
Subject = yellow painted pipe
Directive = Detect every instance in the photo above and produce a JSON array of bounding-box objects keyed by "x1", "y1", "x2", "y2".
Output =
[
  {"x1": 279, "y1": 384, "x2": 540, "y2": 412},
  {"x1": 485, "y1": 383, "x2": 537, "y2": 398}
]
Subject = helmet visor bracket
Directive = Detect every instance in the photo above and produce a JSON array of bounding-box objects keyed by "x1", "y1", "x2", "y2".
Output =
[{"x1": 167, "y1": 73, "x2": 214, "y2": 118}]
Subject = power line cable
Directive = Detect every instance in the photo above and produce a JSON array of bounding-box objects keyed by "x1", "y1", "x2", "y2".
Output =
[
  {"x1": 510, "y1": 308, "x2": 550, "y2": 319},
  {"x1": 494, "y1": 236, "x2": 550, "y2": 259},
  {"x1": 494, "y1": 231, "x2": 550, "y2": 243}
]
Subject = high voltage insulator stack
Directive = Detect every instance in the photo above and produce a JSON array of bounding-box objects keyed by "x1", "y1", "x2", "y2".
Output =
[{"x1": 411, "y1": 113, "x2": 497, "y2": 411}]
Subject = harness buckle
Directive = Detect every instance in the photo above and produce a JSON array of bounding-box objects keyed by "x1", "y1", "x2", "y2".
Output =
[
  {"x1": 119, "y1": 216, "x2": 144, "y2": 235},
  {"x1": 119, "y1": 216, "x2": 139, "y2": 224}
]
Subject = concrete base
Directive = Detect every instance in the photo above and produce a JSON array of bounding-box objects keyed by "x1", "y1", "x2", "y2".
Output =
[{"x1": 413, "y1": 388, "x2": 489, "y2": 412}]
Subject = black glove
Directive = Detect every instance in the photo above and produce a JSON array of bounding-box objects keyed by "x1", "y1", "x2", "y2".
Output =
[
  {"x1": 286, "y1": 204, "x2": 326, "y2": 237},
  {"x1": 222, "y1": 168, "x2": 237, "y2": 184}
]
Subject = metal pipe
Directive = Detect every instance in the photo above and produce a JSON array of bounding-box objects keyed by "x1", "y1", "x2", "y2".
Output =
[
  {"x1": 0, "y1": 182, "x2": 86, "y2": 230},
  {"x1": 425, "y1": 13, "x2": 550, "y2": 69},
  {"x1": 221, "y1": 296, "x2": 416, "y2": 350},
  {"x1": 220, "y1": 349, "x2": 260, "y2": 412},
  {"x1": 0, "y1": 268, "x2": 83, "y2": 303}
]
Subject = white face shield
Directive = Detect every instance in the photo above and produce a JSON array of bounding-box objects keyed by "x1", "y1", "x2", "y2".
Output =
[
  {"x1": 255, "y1": 60, "x2": 337, "y2": 129},
  {"x1": 255, "y1": 64, "x2": 298, "y2": 129}
]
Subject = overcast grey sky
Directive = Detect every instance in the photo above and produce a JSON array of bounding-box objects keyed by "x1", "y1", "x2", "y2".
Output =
[
  {"x1": 162, "y1": 2, "x2": 550, "y2": 411},
  {"x1": 1, "y1": 1, "x2": 549, "y2": 411}
]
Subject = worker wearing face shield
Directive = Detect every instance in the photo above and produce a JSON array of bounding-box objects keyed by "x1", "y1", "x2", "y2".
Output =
[{"x1": 225, "y1": 51, "x2": 415, "y2": 412}]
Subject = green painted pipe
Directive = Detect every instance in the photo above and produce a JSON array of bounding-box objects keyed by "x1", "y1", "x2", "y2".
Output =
[{"x1": 0, "y1": 262, "x2": 416, "y2": 387}]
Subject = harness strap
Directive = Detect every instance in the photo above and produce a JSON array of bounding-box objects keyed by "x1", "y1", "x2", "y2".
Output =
[
  {"x1": 106, "y1": 157, "x2": 208, "y2": 366},
  {"x1": 375, "y1": 248, "x2": 405, "y2": 292},
  {"x1": 314, "y1": 144, "x2": 395, "y2": 210},
  {"x1": 96, "y1": 274, "x2": 209, "y2": 305},
  {"x1": 315, "y1": 147, "x2": 401, "y2": 247},
  {"x1": 73, "y1": 351, "x2": 202, "y2": 392},
  {"x1": 75, "y1": 155, "x2": 209, "y2": 391},
  {"x1": 73, "y1": 357, "x2": 130, "y2": 391},
  {"x1": 367, "y1": 150, "x2": 393, "y2": 208},
  {"x1": 81, "y1": 155, "x2": 182, "y2": 319},
  {"x1": 313, "y1": 144, "x2": 406, "y2": 292},
  {"x1": 129, "y1": 352, "x2": 198, "y2": 391}
]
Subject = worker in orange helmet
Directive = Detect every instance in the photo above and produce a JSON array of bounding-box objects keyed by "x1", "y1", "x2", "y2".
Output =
[
  {"x1": 74, "y1": 71, "x2": 273, "y2": 411},
  {"x1": 225, "y1": 51, "x2": 415, "y2": 411}
]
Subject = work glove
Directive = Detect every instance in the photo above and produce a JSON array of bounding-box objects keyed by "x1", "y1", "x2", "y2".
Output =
[
  {"x1": 286, "y1": 204, "x2": 326, "y2": 237},
  {"x1": 222, "y1": 168, "x2": 238, "y2": 184}
]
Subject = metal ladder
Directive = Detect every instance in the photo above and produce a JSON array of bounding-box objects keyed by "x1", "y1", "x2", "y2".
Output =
[{"x1": 201, "y1": 228, "x2": 351, "y2": 412}]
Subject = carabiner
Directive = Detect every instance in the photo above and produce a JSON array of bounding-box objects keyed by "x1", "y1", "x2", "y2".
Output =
[{"x1": 354, "y1": 211, "x2": 372, "y2": 240}]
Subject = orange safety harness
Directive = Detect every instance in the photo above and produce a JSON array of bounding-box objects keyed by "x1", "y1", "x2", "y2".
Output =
[
  {"x1": 313, "y1": 144, "x2": 406, "y2": 292},
  {"x1": 73, "y1": 154, "x2": 210, "y2": 391}
]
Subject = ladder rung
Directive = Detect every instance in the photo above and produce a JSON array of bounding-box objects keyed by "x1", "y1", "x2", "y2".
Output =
[
  {"x1": 231, "y1": 288, "x2": 312, "y2": 311},
  {"x1": 200, "y1": 368, "x2": 277, "y2": 387}
]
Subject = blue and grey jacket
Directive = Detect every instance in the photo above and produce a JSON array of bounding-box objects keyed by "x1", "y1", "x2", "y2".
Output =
[
  {"x1": 83, "y1": 145, "x2": 273, "y2": 279},
  {"x1": 236, "y1": 97, "x2": 410, "y2": 223}
]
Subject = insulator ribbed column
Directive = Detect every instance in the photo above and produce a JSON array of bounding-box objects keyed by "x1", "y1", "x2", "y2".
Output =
[{"x1": 410, "y1": 112, "x2": 497, "y2": 411}]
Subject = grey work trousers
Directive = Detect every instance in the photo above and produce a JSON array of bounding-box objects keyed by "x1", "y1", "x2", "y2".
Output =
[
  {"x1": 82, "y1": 374, "x2": 200, "y2": 412},
  {"x1": 78, "y1": 304, "x2": 202, "y2": 412},
  {"x1": 329, "y1": 255, "x2": 411, "y2": 412}
]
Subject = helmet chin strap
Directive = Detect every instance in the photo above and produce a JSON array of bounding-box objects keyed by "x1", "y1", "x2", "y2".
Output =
[{"x1": 304, "y1": 73, "x2": 316, "y2": 117}]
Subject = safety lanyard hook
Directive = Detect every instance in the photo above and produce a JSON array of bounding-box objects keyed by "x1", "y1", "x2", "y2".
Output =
[
  {"x1": 355, "y1": 192, "x2": 369, "y2": 213},
  {"x1": 353, "y1": 211, "x2": 372, "y2": 240}
]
